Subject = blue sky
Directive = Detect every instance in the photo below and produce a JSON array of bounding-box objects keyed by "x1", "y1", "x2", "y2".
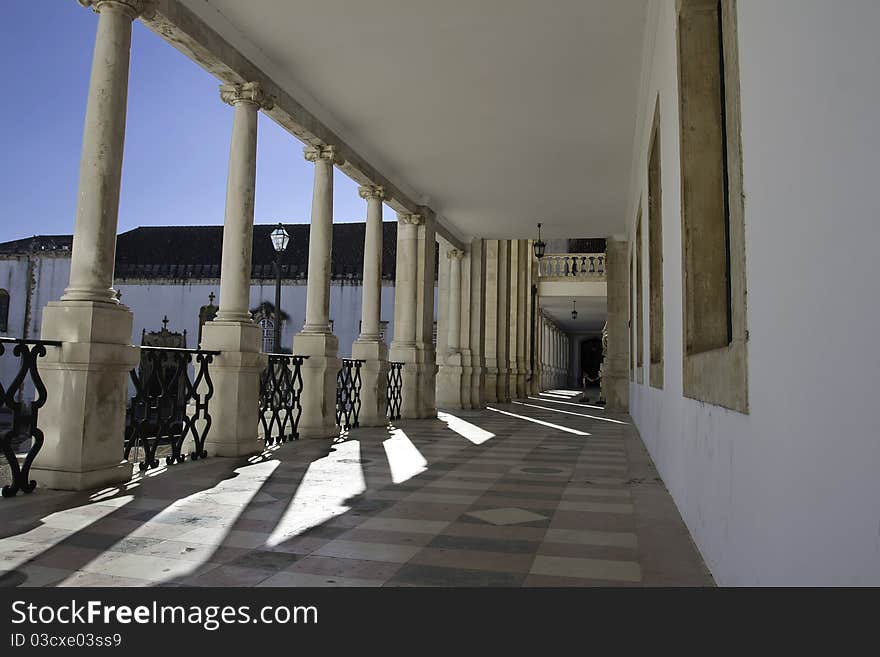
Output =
[{"x1": 1, "y1": 1, "x2": 373, "y2": 243}]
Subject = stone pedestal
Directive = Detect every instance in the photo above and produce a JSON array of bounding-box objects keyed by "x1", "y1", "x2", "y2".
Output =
[
  {"x1": 437, "y1": 351, "x2": 464, "y2": 409},
  {"x1": 200, "y1": 320, "x2": 265, "y2": 456},
  {"x1": 389, "y1": 344, "x2": 420, "y2": 418},
  {"x1": 352, "y1": 339, "x2": 389, "y2": 427},
  {"x1": 294, "y1": 332, "x2": 341, "y2": 438},
  {"x1": 32, "y1": 301, "x2": 138, "y2": 490}
]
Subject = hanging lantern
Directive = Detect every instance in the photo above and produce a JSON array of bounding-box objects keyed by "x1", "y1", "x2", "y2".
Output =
[
  {"x1": 571, "y1": 299, "x2": 578, "y2": 320},
  {"x1": 533, "y1": 222, "x2": 546, "y2": 260}
]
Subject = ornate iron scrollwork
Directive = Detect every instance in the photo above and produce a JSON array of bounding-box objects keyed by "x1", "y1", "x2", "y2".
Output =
[
  {"x1": 0, "y1": 337, "x2": 60, "y2": 497},
  {"x1": 259, "y1": 354, "x2": 306, "y2": 445},
  {"x1": 336, "y1": 359, "x2": 364, "y2": 431},
  {"x1": 386, "y1": 361, "x2": 403, "y2": 421},
  {"x1": 124, "y1": 346, "x2": 218, "y2": 471}
]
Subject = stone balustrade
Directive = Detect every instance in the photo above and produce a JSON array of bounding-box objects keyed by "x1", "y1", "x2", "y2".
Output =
[{"x1": 538, "y1": 253, "x2": 606, "y2": 280}]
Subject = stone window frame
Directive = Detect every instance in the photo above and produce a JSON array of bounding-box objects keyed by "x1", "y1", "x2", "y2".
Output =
[
  {"x1": 676, "y1": 0, "x2": 748, "y2": 412},
  {"x1": 0, "y1": 289, "x2": 8, "y2": 333},
  {"x1": 635, "y1": 206, "x2": 644, "y2": 384},
  {"x1": 648, "y1": 95, "x2": 664, "y2": 389},
  {"x1": 629, "y1": 251, "x2": 635, "y2": 382}
]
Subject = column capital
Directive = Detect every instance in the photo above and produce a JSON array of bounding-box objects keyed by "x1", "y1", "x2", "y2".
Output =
[
  {"x1": 398, "y1": 213, "x2": 423, "y2": 226},
  {"x1": 219, "y1": 82, "x2": 275, "y2": 110},
  {"x1": 79, "y1": 0, "x2": 155, "y2": 19},
  {"x1": 358, "y1": 185, "x2": 386, "y2": 201},
  {"x1": 446, "y1": 249, "x2": 464, "y2": 260},
  {"x1": 304, "y1": 144, "x2": 343, "y2": 165}
]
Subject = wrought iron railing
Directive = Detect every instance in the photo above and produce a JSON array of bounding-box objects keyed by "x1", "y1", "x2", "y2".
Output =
[
  {"x1": 125, "y1": 346, "x2": 218, "y2": 471},
  {"x1": 386, "y1": 361, "x2": 403, "y2": 421},
  {"x1": 538, "y1": 253, "x2": 606, "y2": 280},
  {"x1": 336, "y1": 358, "x2": 364, "y2": 431},
  {"x1": 0, "y1": 337, "x2": 61, "y2": 497},
  {"x1": 259, "y1": 354, "x2": 307, "y2": 445}
]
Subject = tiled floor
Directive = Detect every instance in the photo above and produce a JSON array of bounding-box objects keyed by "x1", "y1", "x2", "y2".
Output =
[{"x1": 0, "y1": 392, "x2": 713, "y2": 587}]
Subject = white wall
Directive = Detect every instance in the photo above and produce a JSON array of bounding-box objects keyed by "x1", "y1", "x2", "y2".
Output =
[
  {"x1": 2, "y1": 249, "x2": 437, "y2": 402},
  {"x1": 118, "y1": 279, "x2": 406, "y2": 357},
  {"x1": 627, "y1": 0, "x2": 880, "y2": 585}
]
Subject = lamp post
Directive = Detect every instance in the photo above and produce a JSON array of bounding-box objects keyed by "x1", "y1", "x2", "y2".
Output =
[{"x1": 269, "y1": 223, "x2": 290, "y2": 352}]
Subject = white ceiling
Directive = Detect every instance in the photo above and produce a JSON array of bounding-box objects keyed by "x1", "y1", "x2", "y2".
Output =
[
  {"x1": 182, "y1": 0, "x2": 648, "y2": 241},
  {"x1": 542, "y1": 295, "x2": 606, "y2": 333}
]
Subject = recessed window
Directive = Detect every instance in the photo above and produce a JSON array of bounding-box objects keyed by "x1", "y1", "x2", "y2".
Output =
[
  {"x1": 677, "y1": 0, "x2": 748, "y2": 411},
  {"x1": 635, "y1": 210, "x2": 644, "y2": 382},
  {"x1": 629, "y1": 252, "x2": 635, "y2": 381},
  {"x1": 0, "y1": 289, "x2": 8, "y2": 333},
  {"x1": 648, "y1": 98, "x2": 664, "y2": 389}
]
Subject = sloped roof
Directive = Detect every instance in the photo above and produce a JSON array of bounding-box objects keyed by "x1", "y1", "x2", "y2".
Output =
[
  {"x1": 0, "y1": 235, "x2": 73, "y2": 254},
  {"x1": 0, "y1": 223, "x2": 399, "y2": 281}
]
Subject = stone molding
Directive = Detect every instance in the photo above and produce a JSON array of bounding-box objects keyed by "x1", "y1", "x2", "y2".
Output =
[
  {"x1": 79, "y1": 0, "x2": 155, "y2": 20},
  {"x1": 358, "y1": 185, "x2": 386, "y2": 201},
  {"x1": 398, "y1": 213, "x2": 423, "y2": 226},
  {"x1": 304, "y1": 144, "x2": 343, "y2": 165},
  {"x1": 219, "y1": 81, "x2": 275, "y2": 110},
  {"x1": 446, "y1": 248, "x2": 464, "y2": 260}
]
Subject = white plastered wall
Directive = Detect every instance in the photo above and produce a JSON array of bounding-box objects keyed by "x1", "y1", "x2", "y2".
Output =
[{"x1": 627, "y1": 0, "x2": 880, "y2": 585}]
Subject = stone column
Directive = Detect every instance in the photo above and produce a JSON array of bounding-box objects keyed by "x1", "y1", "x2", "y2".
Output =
[
  {"x1": 495, "y1": 240, "x2": 511, "y2": 402},
  {"x1": 605, "y1": 238, "x2": 630, "y2": 411},
  {"x1": 389, "y1": 213, "x2": 422, "y2": 418},
  {"x1": 516, "y1": 239, "x2": 529, "y2": 398},
  {"x1": 200, "y1": 82, "x2": 273, "y2": 457},
  {"x1": 33, "y1": 0, "x2": 150, "y2": 490},
  {"x1": 414, "y1": 210, "x2": 438, "y2": 417},
  {"x1": 483, "y1": 240, "x2": 499, "y2": 402},
  {"x1": 351, "y1": 185, "x2": 389, "y2": 427},
  {"x1": 459, "y1": 249, "x2": 474, "y2": 409},
  {"x1": 437, "y1": 248, "x2": 464, "y2": 408},
  {"x1": 542, "y1": 319, "x2": 549, "y2": 390},
  {"x1": 293, "y1": 145, "x2": 343, "y2": 438},
  {"x1": 507, "y1": 240, "x2": 520, "y2": 400},
  {"x1": 469, "y1": 239, "x2": 486, "y2": 408}
]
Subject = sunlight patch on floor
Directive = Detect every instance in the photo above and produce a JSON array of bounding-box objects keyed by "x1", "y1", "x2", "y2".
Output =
[
  {"x1": 513, "y1": 401, "x2": 627, "y2": 425},
  {"x1": 438, "y1": 411, "x2": 495, "y2": 445},
  {"x1": 383, "y1": 428, "x2": 428, "y2": 484},
  {"x1": 266, "y1": 442, "x2": 365, "y2": 547},
  {"x1": 486, "y1": 406, "x2": 590, "y2": 436}
]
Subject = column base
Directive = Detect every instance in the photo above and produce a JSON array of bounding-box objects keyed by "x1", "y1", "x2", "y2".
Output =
[
  {"x1": 294, "y1": 331, "x2": 341, "y2": 439},
  {"x1": 515, "y1": 369, "x2": 527, "y2": 399},
  {"x1": 200, "y1": 321, "x2": 266, "y2": 457},
  {"x1": 32, "y1": 301, "x2": 139, "y2": 492},
  {"x1": 469, "y1": 364, "x2": 484, "y2": 408},
  {"x1": 389, "y1": 343, "x2": 421, "y2": 419},
  {"x1": 484, "y1": 365, "x2": 499, "y2": 403},
  {"x1": 496, "y1": 368, "x2": 511, "y2": 403},
  {"x1": 351, "y1": 339, "x2": 389, "y2": 428},
  {"x1": 437, "y1": 351, "x2": 464, "y2": 409}
]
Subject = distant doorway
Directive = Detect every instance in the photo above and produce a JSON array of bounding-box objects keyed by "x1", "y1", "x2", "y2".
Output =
[{"x1": 580, "y1": 337, "x2": 603, "y2": 389}]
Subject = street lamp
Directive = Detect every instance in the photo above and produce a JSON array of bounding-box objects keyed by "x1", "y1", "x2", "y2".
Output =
[
  {"x1": 270, "y1": 223, "x2": 290, "y2": 352},
  {"x1": 533, "y1": 222, "x2": 546, "y2": 260},
  {"x1": 571, "y1": 299, "x2": 578, "y2": 320}
]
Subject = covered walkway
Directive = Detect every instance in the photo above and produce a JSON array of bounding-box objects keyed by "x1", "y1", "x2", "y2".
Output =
[{"x1": 0, "y1": 395, "x2": 710, "y2": 587}]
